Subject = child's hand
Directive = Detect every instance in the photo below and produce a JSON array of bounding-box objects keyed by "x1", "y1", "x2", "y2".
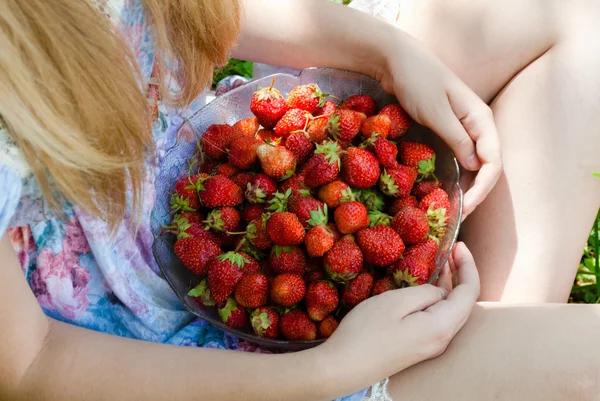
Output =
[{"x1": 317, "y1": 242, "x2": 479, "y2": 392}]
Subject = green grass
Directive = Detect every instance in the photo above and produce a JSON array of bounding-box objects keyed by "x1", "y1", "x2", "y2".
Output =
[{"x1": 571, "y1": 210, "x2": 600, "y2": 303}]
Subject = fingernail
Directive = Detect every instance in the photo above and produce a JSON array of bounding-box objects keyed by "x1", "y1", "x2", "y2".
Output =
[{"x1": 465, "y1": 154, "x2": 480, "y2": 170}]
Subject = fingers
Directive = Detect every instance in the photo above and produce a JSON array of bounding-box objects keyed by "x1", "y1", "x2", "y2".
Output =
[
  {"x1": 435, "y1": 262, "x2": 453, "y2": 294},
  {"x1": 391, "y1": 284, "x2": 449, "y2": 318}
]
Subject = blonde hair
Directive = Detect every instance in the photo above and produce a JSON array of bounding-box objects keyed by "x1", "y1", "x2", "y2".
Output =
[{"x1": 0, "y1": 0, "x2": 241, "y2": 228}]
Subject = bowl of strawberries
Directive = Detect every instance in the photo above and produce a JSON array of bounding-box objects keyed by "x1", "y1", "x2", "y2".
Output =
[{"x1": 152, "y1": 67, "x2": 462, "y2": 350}]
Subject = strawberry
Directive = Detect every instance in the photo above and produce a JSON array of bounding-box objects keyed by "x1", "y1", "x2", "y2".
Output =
[
  {"x1": 361, "y1": 114, "x2": 392, "y2": 139},
  {"x1": 373, "y1": 137, "x2": 400, "y2": 170},
  {"x1": 250, "y1": 306, "x2": 280, "y2": 339},
  {"x1": 304, "y1": 140, "x2": 342, "y2": 188},
  {"x1": 324, "y1": 235, "x2": 363, "y2": 282},
  {"x1": 245, "y1": 173, "x2": 278, "y2": 204},
  {"x1": 204, "y1": 207, "x2": 241, "y2": 233},
  {"x1": 215, "y1": 163, "x2": 239, "y2": 178},
  {"x1": 317, "y1": 180, "x2": 351, "y2": 209},
  {"x1": 207, "y1": 252, "x2": 250, "y2": 302},
  {"x1": 318, "y1": 315, "x2": 339, "y2": 338},
  {"x1": 314, "y1": 100, "x2": 339, "y2": 117},
  {"x1": 270, "y1": 273, "x2": 306, "y2": 307},
  {"x1": 256, "y1": 128, "x2": 281, "y2": 144},
  {"x1": 412, "y1": 179, "x2": 443, "y2": 200},
  {"x1": 333, "y1": 201, "x2": 370, "y2": 234},
  {"x1": 387, "y1": 196, "x2": 418, "y2": 216},
  {"x1": 326, "y1": 109, "x2": 366, "y2": 141},
  {"x1": 198, "y1": 175, "x2": 243, "y2": 208},
  {"x1": 279, "y1": 174, "x2": 310, "y2": 197},
  {"x1": 288, "y1": 196, "x2": 324, "y2": 228},
  {"x1": 274, "y1": 108, "x2": 310, "y2": 138},
  {"x1": 305, "y1": 205, "x2": 335, "y2": 257},
  {"x1": 327, "y1": 223, "x2": 342, "y2": 241},
  {"x1": 270, "y1": 246, "x2": 307, "y2": 276},
  {"x1": 232, "y1": 117, "x2": 260, "y2": 138},
  {"x1": 279, "y1": 309, "x2": 317, "y2": 341},
  {"x1": 234, "y1": 273, "x2": 269, "y2": 308},
  {"x1": 284, "y1": 131, "x2": 315, "y2": 166},
  {"x1": 390, "y1": 206, "x2": 429, "y2": 245},
  {"x1": 174, "y1": 237, "x2": 221, "y2": 276},
  {"x1": 367, "y1": 210, "x2": 393, "y2": 227},
  {"x1": 356, "y1": 225, "x2": 404, "y2": 266},
  {"x1": 398, "y1": 141, "x2": 436, "y2": 179},
  {"x1": 187, "y1": 278, "x2": 216, "y2": 307},
  {"x1": 355, "y1": 188, "x2": 385, "y2": 212},
  {"x1": 228, "y1": 137, "x2": 260, "y2": 170},
  {"x1": 218, "y1": 297, "x2": 249, "y2": 329},
  {"x1": 213, "y1": 231, "x2": 236, "y2": 249},
  {"x1": 380, "y1": 104, "x2": 412, "y2": 140},
  {"x1": 200, "y1": 124, "x2": 236, "y2": 160},
  {"x1": 231, "y1": 172, "x2": 254, "y2": 190},
  {"x1": 306, "y1": 117, "x2": 330, "y2": 143},
  {"x1": 250, "y1": 79, "x2": 287, "y2": 129},
  {"x1": 242, "y1": 204, "x2": 264, "y2": 224},
  {"x1": 305, "y1": 269, "x2": 326, "y2": 283},
  {"x1": 198, "y1": 158, "x2": 219, "y2": 175},
  {"x1": 238, "y1": 251, "x2": 260, "y2": 274},
  {"x1": 174, "y1": 211, "x2": 202, "y2": 224},
  {"x1": 341, "y1": 95, "x2": 377, "y2": 117},
  {"x1": 163, "y1": 214, "x2": 212, "y2": 241},
  {"x1": 305, "y1": 280, "x2": 339, "y2": 322},
  {"x1": 372, "y1": 276, "x2": 396, "y2": 296},
  {"x1": 286, "y1": 84, "x2": 329, "y2": 114},
  {"x1": 341, "y1": 271, "x2": 374, "y2": 309},
  {"x1": 419, "y1": 188, "x2": 450, "y2": 214},
  {"x1": 256, "y1": 142, "x2": 296, "y2": 180},
  {"x1": 247, "y1": 218, "x2": 273, "y2": 251},
  {"x1": 342, "y1": 147, "x2": 380, "y2": 189},
  {"x1": 266, "y1": 212, "x2": 306, "y2": 246},
  {"x1": 391, "y1": 239, "x2": 438, "y2": 286},
  {"x1": 379, "y1": 166, "x2": 418, "y2": 198},
  {"x1": 170, "y1": 175, "x2": 202, "y2": 213}
]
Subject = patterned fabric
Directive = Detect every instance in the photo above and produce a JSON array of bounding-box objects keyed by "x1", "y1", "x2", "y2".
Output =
[{"x1": 0, "y1": 1, "x2": 379, "y2": 400}]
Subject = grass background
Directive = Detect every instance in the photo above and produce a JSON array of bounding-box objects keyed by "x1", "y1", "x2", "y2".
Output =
[{"x1": 213, "y1": 0, "x2": 600, "y2": 304}]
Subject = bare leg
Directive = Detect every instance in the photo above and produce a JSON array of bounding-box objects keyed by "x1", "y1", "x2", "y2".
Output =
[
  {"x1": 388, "y1": 303, "x2": 600, "y2": 400},
  {"x1": 396, "y1": 0, "x2": 600, "y2": 302}
]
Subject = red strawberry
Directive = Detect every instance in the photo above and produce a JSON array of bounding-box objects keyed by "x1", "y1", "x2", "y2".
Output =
[
  {"x1": 256, "y1": 128, "x2": 281, "y2": 144},
  {"x1": 266, "y1": 212, "x2": 306, "y2": 246},
  {"x1": 419, "y1": 188, "x2": 450, "y2": 213},
  {"x1": 213, "y1": 231, "x2": 236, "y2": 249},
  {"x1": 288, "y1": 196, "x2": 324, "y2": 228},
  {"x1": 204, "y1": 207, "x2": 241, "y2": 233},
  {"x1": 238, "y1": 251, "x2": 260, "y2": 274},
  {"x1": 361, "y1": 114, "x2": 392, "y2": 139},
  {"x1": 245, "y1": 173, "x2": 278, "y2": 204},
  {"x1": 218, "y1": 298, "x2": 249, "y2": 329},
  {"x1": 285, "y1": 131, "x2": 315, "y2": 166},
  {"x1": 256, "y1": 143, "x2": 296, "y2": 179},
  {"x1": 305, "y1": 205, "x2": 335, "y2": 257},
  {"x1": 373, "y1": 137, "x2": 400, "y2": 169},
  {"x1": 356, "y1": 225, "x2": 404, "y2": 266},
  {"x1": 187, "y1": 278, "x2": 216, "y2": 307},
  {"x1": 228, "y1": 137, "x2": 260, "y2": 170},
  {"x1": 305, "y1": 280, "x2": 339, "y2": 322},
  {"x1": 379, "y1": 166, "x2": 418, "y2": 198},
  {"x1": 318, "y1": 315, "x2": 339, "y2": 338},
  {"x1": 327, "y1": 223, "x2": 342, "y2": 241},
  {"x1": 387, "y1": 196, "x2": 418, "y2": 216},
  {"x1": 242, "y1": 204, "x2": 264, "y2": 224},
  {"x1": 250, "y1": 306, "x2": 280, "y2": 339},
  {"x1": 334, "y1": 201, "x2": 370, "y2": 234},
  {"x1": 279, "y1": 309, "x2": 317, "y2": 341},
  {"x1": 304, "y1": 141, "x2": 342, "y2": 188},
  {"x1": 235, "y1": 273, "x2": 269, "y2": 308},
  {"x1": 270, "y1": 246, "x2": 307, "y2": 276},
  {"x1": 198, "y1": 158, "x2": 219, "y2": 175},
  {"x1": 207, "y1": 252, "x2": 250, "y2": 302},
  {"x1": 341, "y1": 95, "x2": 377, "y2": 117},
  {"x1": 198, "y1": 175, "x2": 243, "y2": 208},
  {"x1": 317, "y1": 180, "x2": 351, "y2": 209},
  {"x1": 412, "y1": 180, "x2": 443, "y2": 200},
  {"x1": 326, "y1": 109, "x2": 366, "y2": 141},
  {"x1": 170, "y1": 175, "x2": 202, "y2": 212},
  {"x1": 391, "y1": 206, "x2": 429, "y2": 245},
  {"x1": 270, "y1": 273, "x2": 306, "y2": 307},
  {"x1": 231, "y1": 172, "x2": 254, "y2": 190},
  {"x1": 274, "y1": 108, "x2": 310, "y2": 138},
  {"x1": 279, "y1": 174, "x2": 310, "y2": 197},
  {"x1": 306, "y1": 117, "x2": 330, "y2": 143},
  {"x1": 324, "y1": 235, "x2": 364, "y2": 282},
  {"x1": 163, "y1": 214, "x2": 211, "y2": 241},
  {"x1": 250, "y1": 79, "x2": 287, "y2": 129},
  {"x1": 247, "y1": 218, "x2": 273, "y2": 251},
  {"x1": 286, "y1": 84, "x2": 329, "y2": 114},
  {"x1": 372, "y1": 276, "x2": 396, "y2": 296},
  {"x1": 174, "y1": 211, "x2": 202, "y2": 224},
  {"x1": 174, "y1": 237, "x2": 221, "y2": 276},
  {"x1": 391, "y1": 239, "x2": 438, "y2": 286},
  {"x1": 342, "y1": 147, "x2": 380, "y2": 189},
  {"x1": 398, "y1": 141, "x2": 436, "y2": 179},
  {"x1": 314, "y1": 100, "x2": 339, "y2": 117},
  {"x1": 232, "y1": 117, "x2": 260, "y2": 138},
  {"x1": 341, "y1": 271, "x2": 374, "y2": 309},
  {"x1": 200, "y1": 124, "x2": 236, "y2": 160},
  {"x1": 305, "y1": 269, "x2": 326, "y2": 283},
  {"x1": 380, "y1": 104, "x2": 412, "y2": 140},
  {"x1": 215, "y1": 163, "x2": 239, "y2": 178}
]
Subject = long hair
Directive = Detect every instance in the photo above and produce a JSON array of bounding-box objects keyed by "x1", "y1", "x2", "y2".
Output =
[{"x1": 0, "y1": 0, "x2": 241, "y2": 228}]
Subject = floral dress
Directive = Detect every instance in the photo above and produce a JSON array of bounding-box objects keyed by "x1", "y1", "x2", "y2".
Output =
[{"x1": 0, "y1": 0, "x2": 397, "y2": 400}]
